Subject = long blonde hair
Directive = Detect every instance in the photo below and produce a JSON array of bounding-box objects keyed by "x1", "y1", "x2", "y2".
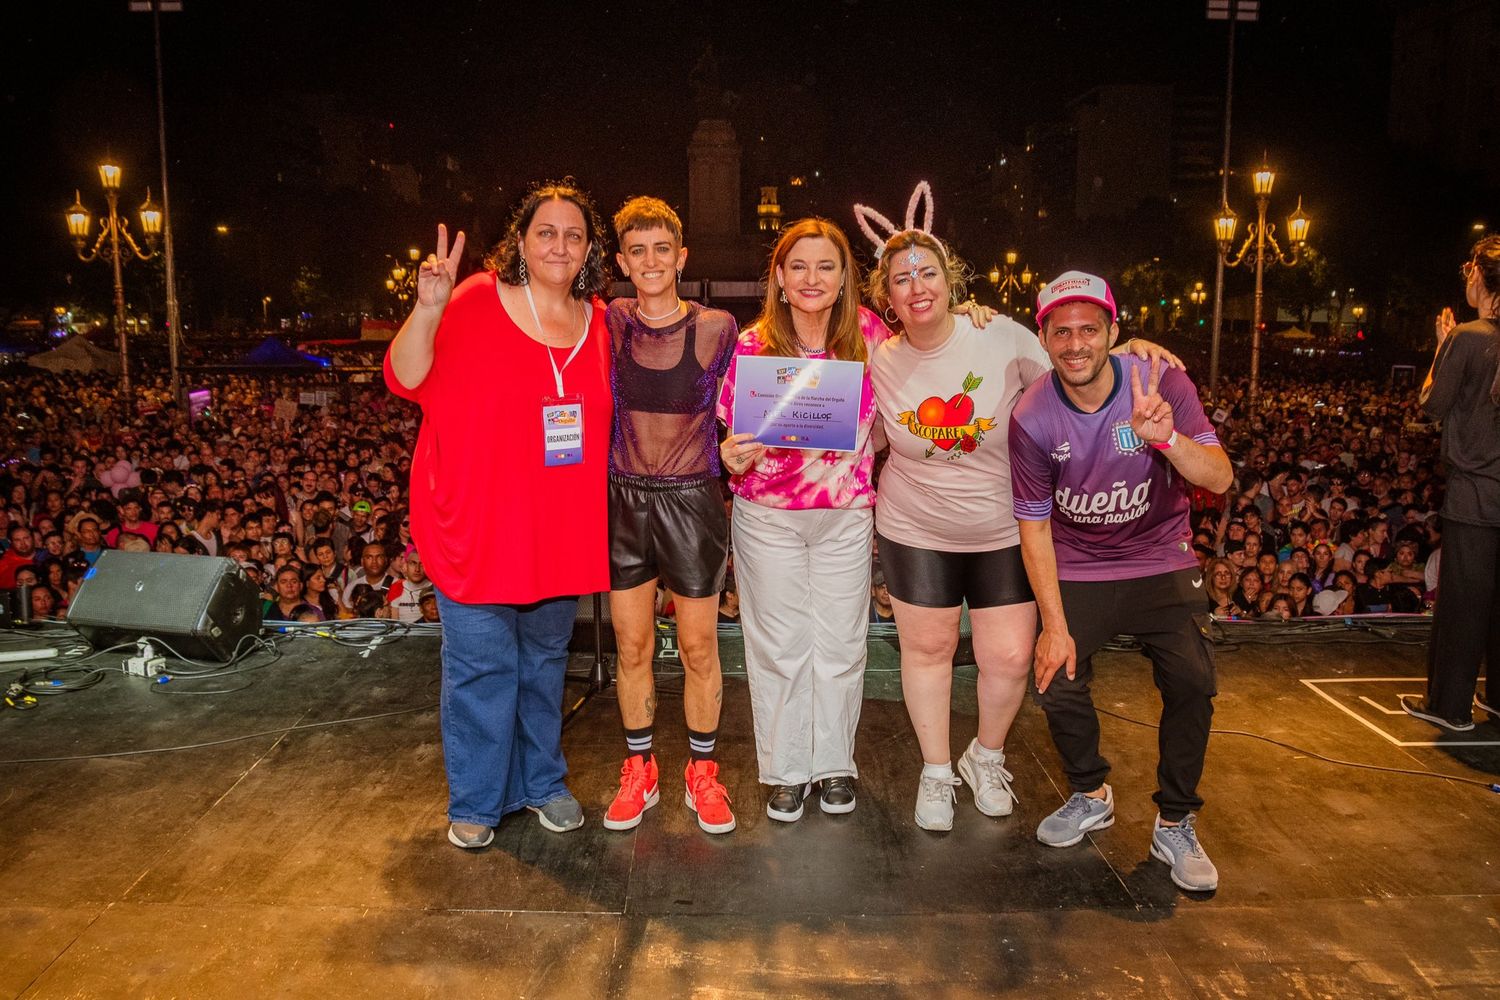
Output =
[{"x1": 753, "y1": 218, "x2": 866, "y2": 363}]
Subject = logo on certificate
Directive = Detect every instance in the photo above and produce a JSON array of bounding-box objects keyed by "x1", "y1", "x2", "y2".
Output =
[{"x1": 775, "y1": 365, "x2": 819, "y2": 388}]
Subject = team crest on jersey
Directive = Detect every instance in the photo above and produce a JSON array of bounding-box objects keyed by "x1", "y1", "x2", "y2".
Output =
[
  {"x1": 1112, "y1": 421, "x2": 1146, "y2": 455},
  {"x1": 1050, "y1": 441, "x2": 1072, "y2": 464}
]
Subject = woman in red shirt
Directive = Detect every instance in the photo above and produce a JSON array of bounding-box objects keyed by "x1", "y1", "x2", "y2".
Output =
[{"x1": 386, "y1": 181, "x2": 612, "y2": 849}]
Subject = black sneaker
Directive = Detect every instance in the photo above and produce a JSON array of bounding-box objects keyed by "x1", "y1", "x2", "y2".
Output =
[
  {"x1": 818, "y1": 776, "x2": 856, "y2": 814},
  {"x1": 1400, "y1": 695, "x2": 1475, "y2": 733},
  {"x1": 766, "y1": 782, "x2": 811, "y2": 823}
]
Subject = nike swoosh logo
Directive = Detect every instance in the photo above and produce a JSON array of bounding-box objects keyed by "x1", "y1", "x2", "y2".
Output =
[{"x1": 1192, "y1": 578, "x2": 1203, "y2": 588}]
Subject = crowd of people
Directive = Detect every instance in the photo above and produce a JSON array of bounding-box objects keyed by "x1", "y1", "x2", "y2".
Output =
[
  {"x1": 1182, "y1": 375, "x2": 1445, "y2": 620},
  {"x1": 0, "y1": 369, "x2": 434, "y2": 626}
]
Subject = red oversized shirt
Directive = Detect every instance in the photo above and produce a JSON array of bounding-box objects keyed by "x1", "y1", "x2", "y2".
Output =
[{"x1": 384, "y1": 272, "x2": 611, "y2": 604}]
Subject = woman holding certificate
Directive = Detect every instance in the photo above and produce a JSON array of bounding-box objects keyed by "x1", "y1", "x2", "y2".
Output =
[{"x1": 717, "y1": 218, "x2": 887, "y2": 822}]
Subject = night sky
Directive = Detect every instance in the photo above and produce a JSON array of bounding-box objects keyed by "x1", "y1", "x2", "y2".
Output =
[{"x1": 2, "y1": 1, "x2": 1480, "y2": 336}]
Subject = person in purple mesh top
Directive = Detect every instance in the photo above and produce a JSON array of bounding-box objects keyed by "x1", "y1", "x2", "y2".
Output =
[
  {"x1": 1008, "y1": 271, "x2": 1233, "y2": 893},
  {"x1": 600, "y1": 196, "x2": 740, "y2": 837}
]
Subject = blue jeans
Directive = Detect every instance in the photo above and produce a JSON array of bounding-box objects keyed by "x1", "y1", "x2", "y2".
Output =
[{"x1": 434, "y1": 587, "x2": 580, "y2": 826}]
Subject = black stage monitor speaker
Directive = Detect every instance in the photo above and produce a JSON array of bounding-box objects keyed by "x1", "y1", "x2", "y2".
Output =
[{"x1": 67, "y1": 551, "x2": 263, "y2": 662}]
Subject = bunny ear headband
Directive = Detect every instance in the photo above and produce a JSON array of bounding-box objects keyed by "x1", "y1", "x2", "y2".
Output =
[{"x1": 853, "y1": 181, "x2": 938, "y2": 260}]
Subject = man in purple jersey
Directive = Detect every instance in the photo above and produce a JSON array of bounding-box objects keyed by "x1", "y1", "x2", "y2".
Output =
[{"x1": 1008, "y1": 272, "x2": 1233, "y2": 893}]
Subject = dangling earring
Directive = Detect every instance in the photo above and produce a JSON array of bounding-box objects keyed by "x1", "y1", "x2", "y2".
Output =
[
  {"x1": 676, "y1": 268, "x2": 683, "y2": 284},
  {"x1": 517, "y1": 251, "x2": 528, "y2": 285},
  {"x1": 778, "y1": 287, "x2": 787, "y2": 303},
  {"x1": 577, "y1": 269, "x2": 586, "y2": 292}
]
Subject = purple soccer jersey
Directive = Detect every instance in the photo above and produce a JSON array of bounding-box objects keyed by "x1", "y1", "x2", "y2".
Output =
[{"x1": 1008, "y1": 355, "x2": 1221, "y2": 581}]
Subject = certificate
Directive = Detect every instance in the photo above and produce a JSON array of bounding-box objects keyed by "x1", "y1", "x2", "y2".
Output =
[{"x1": 730, "y1": 355, "x2": 864, "y2": 452}]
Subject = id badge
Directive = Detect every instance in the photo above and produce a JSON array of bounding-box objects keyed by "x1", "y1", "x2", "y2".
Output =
[{"x1": 542, "y1": 394, "x2": 584, "y2": 467}]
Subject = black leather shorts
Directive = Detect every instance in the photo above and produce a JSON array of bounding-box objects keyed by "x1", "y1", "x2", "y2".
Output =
[
  {"x1": 609, "y1": 474, "x2": 729, "y2": 598},
  {"x1": 877, "y1": 533, "x2": 1034, "y2": 609}
]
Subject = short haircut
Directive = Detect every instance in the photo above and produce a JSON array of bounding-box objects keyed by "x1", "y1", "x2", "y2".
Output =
[{"x1": 613, "y1": 195, "x2": 683, "y2": 244}]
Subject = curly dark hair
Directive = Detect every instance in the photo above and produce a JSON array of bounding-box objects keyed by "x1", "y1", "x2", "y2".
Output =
[{"x1": 483, "y1": 178, "x2": 609, "y2": 300}]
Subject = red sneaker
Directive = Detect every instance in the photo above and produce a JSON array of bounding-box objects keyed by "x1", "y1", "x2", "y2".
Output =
[
  {"x1": 603, "y1": 754, "x2": 659, "y2": 831},
  {"x1": 684, "y1": 759, "x2": 736, "y2": 834}
]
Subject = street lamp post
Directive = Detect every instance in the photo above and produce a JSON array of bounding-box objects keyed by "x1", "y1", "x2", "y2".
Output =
[
  {"x1": 261, "y1": 295, "x2": 272, "y2": 326},
  {"x1": 1214, "y1": 161, "x2": 1310, "y2": 403},
  {"x1": 1189, "y1": 281, "x2": 1207, "y2": 327},
  {"x1": 987, "y1": 250, "x2": 1034, "y2": 313},
  {"x1": 385, "y1": 247, "x2": 421, "y2": 314},
  {"x1": 66, "y1": 163, "x2": 161, "y2": 403}
]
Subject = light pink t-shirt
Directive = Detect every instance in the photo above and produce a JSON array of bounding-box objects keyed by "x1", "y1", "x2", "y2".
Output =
[
  {"x1": 871, "y1": 315, "x2": 1050, "y2": 551},
  {"x1": 716, "y1": 307, "x2": 890, "y2": 511}
]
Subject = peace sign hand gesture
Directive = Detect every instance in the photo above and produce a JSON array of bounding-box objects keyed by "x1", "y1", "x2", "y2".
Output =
[
  {"x1": 1130, "y1": 356, "x2": 1175, "y2": 446},
  {"x1": 417, "y1": 223, "x2": 466, "y2": 309}
]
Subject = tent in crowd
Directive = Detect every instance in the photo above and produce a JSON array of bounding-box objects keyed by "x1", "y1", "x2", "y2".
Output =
[
  {"x1": 237, "y1": 335, "x2": 326, "y2": 368},
  {"x1": 26, "y1": 336, "x2": 123, "y2": 374}
]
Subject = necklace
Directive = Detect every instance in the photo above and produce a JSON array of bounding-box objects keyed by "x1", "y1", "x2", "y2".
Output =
[
  {"x1": 797, "y1": 339, "x2": 826, "y2": 355},
  {"x1": 636, "y1": 297, "x2": 682, "y2": 322}
]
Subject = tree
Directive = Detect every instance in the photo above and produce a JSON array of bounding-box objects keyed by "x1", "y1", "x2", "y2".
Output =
[
  {"x1": 1268, "y1": 245, "x2": 1334, "y2": 331},
  {"x1": 290, "y1": 265, "x2": 332, "y2": 317}
]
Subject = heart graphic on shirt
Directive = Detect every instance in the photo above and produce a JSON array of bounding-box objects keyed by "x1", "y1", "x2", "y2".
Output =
[
  {"x1": 897, "y1": 372, "x2": 994, "y2": 460},
  {"x1": 915, "y1": 373, "x2": 980, "y2": 451}
]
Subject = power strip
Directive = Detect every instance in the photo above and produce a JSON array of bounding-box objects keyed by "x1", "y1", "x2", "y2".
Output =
[{"x1": 125, "y1": 641, "x2": 166, "y2": 678}]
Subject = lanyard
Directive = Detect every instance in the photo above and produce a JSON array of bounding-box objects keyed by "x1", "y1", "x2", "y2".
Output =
[{"x1": 521, "y1": 280, "x2": 591, "y2": 396}]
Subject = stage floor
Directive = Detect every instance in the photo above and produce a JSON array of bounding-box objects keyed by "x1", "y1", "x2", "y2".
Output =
[{"x1": 2, "y1": 624, "x2": 1498, "y2": 999}]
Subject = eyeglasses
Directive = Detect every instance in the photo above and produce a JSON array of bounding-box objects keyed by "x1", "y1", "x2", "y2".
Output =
[{"x1": 1462, "y1": 260, "x2": 1477, "y2": 280}]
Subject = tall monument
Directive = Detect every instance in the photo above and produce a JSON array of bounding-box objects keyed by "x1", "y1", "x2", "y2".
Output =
[{"x1": 685, "y1": 118, "x2": 764, "y2": 278}]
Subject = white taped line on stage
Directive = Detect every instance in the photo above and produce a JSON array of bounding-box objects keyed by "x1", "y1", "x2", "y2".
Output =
[{"x1": 1300, "y1": 677, "x2": 1500, "y2": 747}]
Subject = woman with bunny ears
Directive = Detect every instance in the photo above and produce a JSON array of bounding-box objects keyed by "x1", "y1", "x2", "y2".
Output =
[{"x1": 861, "y1": 185, "x2": 1182, "y2": 833}]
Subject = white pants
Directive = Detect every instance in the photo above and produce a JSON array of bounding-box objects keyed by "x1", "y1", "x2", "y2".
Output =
[{"x1": 732, "y1": 498, "x2": 873, "y2": 785}]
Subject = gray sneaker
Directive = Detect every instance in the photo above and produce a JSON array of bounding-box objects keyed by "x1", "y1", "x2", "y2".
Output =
[
  {"x1": 1149, "y1": 813, "x2": 1219, "y2": 892},
  {"x1": 956, "y1": 739, "x2": 1018, "y2": 817},
  {"x1": 529, "y1": 793, "x2": 584, "y2": 833},
  {"x1": 446, "y1": 821, "x2": 494, "y2": 849},
  {"x1": 1036, "y1": 786, "x2": 1114, "y2": 847},
  {"x1": 914, "y1": 771, "x2": 962, "y2": 831}
]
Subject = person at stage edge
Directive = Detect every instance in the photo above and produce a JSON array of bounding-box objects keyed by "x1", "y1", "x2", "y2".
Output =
[
  {"x1": 1008, "y1": 271, "x2": 1233, "y2": 892},
  {"x1": 385, "y1": 181, "x2": 613, "y2": 849},
  {"x1": 1401, "y1": 235, "x2": 1500, "y2": 733},
  {"x1": 601, "y1": 196, "x2": 740, "y2": 835},
  {"x1": 865, "y1": 219, "x2": 1182, "y2": 834}
]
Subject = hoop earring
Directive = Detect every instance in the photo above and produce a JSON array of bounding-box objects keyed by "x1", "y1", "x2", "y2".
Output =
[
  {"x1": 778, "y1": 287, "x2": 787, "y2": 304},
  {"x1": 882, "y1": 306, "x2": 897, "y2": 324},
  {"x1": 517, "y1": 253, "x2": 528, "y2": 285}
]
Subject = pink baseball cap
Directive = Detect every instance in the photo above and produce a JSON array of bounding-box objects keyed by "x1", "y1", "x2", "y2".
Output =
[{"x1": 1036, "y1": 271, "x2": 1117, "y2": 324}]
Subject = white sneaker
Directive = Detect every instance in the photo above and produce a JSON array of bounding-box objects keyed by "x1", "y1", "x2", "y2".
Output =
[
  {"x1": 914, "y1": 770, "x2": 961, "y2": 831},
  {"x1": 956, "y1": 739, "x2": 1018, "y2": 817}
]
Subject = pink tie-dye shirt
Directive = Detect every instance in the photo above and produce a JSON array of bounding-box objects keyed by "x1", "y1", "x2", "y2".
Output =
[{"x1": 716, "y1": 306, "x2": 890, "y2": 511}]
